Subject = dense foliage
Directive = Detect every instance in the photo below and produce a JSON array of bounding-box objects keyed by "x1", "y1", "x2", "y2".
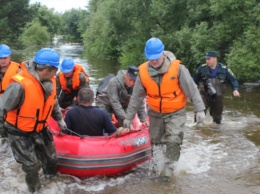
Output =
[
  {"x1": 1, "y1": 0, "x2": 259, "y2": 81},
  {"x1": 0, "y1": 0, "x2": 38, "y2": 47},
  {"x1": 83, "y1": 0, "x2": 260, "y2": 81},
  {"x1": 61, "y1": 9, "x2": 87, "y2": 42}
]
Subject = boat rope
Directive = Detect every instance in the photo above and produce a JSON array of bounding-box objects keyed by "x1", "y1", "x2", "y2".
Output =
[{"x1": 64, "y1": 128, "x2": 85, "y2": 138}]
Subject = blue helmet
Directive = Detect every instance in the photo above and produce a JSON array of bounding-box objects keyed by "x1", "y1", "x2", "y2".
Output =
[
  {"x1": 60, "y1": 58, "x2": 75, "y2": 73},
  {"x1": 144, "y1": 38, "x2": 165, "y2": 60},
  {"x1": 34, "y1": 48, "x2": 60, "y2": 67},
  {"x1": 0, "y1": 44, "x2": 11, "y2": 58}
]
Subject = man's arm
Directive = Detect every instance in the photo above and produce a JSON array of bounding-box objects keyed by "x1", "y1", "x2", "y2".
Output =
[
  {"x1": 0, "y1": 82, "x2": 24, "y2": 122},
  {"x1": 193, "y1": 66, "x2": 202, "y2": 85},
  {"x1": 79, "y1": 72, "x2": 90, "y2": 89},
  {"x1": 137, "y1": 99, "x2": 147, "y2": 123},
  {"x1": 125, "y1": 76, "x2": 147, "y2": 121},
  {"x1": 102, "y1": 110, "x2": 117, "y2": 134},
  {"x1": 107, "y1": 80, "x2": 127, "y2": 120},
  {"x1": 56, "y1": 74, "x2": 62, "y2": 97},
  {"x1": 225, "y1": 68, "x2": 239, "y2": 91},
  {"x1": 178, "y1": 65, "x2": 205, "y2": 112},
  {"x1": 51, "y1": 100, "x2": 63, "y2": 121}
]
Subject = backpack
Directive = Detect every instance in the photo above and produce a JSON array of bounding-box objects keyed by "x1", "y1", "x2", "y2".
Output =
[{"x1": 96, "y1": 74, "x2": 115, "y2": 96}]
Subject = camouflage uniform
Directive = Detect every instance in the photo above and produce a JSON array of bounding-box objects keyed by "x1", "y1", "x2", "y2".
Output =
[
  {"x1": 96, "y1": 70, "x2": 147, "y2": 127},
  {"x1": 193, "y1": 63, "x2": 239, "y2": 124},
  {"x1": 0, "y1": 60, "x2": 63, "y2": 192}
]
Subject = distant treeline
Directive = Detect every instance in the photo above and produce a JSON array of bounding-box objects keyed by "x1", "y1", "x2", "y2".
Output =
[{"x1": 1, "y1": 0, "x2": 259, "y2": 82}]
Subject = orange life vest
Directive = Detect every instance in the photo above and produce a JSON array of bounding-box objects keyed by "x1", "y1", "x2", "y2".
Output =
[
  {"x1": 139, "y1": 60, "x2": 186, "y2": 113},
  {"x1": 59, "y1": 64, "x2": 89, "y2": 94},
  {"x1": 5, "y1": 70, "x2": 56, "y2": 132},
  {"x1": 0, "y1": 61, "x2": 20, "y2": 95}
]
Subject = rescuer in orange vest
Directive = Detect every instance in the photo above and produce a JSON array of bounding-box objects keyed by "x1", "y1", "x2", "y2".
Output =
[
  {"x1": 56, "y1": 58, "x2": 90, "y2": 109},
  {"x1": 124, "y1": 38, "x2": 206, "y2": 178},
  {"x1": 0, "y1": 44, "x2": 24, "y2": 138},
  {"x1": 0, "y1": 48, "x2": 67, "y2": 193}
]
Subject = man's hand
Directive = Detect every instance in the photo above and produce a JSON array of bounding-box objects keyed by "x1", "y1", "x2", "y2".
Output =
[
  {"x1": 123, "y1": 119, "x2": 134, "y2": 131},
  {"x1": 57, "y1": 119, "x2": 67, "y2": 130},
  {"x1": 233, "y1": 90, "x2": 240, "y2": 97},
  {"x1": 196, "y1": 111, "x2": 205, "y2": 123},
  {"x1": 142, "y1": 120, "x2": 149, "y2": 126}
]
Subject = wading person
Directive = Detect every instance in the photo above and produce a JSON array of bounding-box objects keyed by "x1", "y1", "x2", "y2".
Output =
[
  {"x1": 0, "y1": 48, "x2": 67, "y2": 192},
  {"x1": 124, "y1": 38, "x2": 205, "y2": 178},
  {"x1": 56, "y1": 58, "x2": 90, "y2": 109},
  {"x1": 0, "y1": 44, "x2": 23, "y2": 138},
  {"x1": 96, "y1": 66, "x2": 147, "y2": 127},
  {"x1": 193, "y1": 51, "x2": 240, "y2": 124}
]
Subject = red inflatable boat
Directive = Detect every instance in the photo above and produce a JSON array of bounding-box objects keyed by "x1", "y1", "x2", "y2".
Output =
[{"x1": 49, "y1": 116, "x2": 151, "y2": 178}]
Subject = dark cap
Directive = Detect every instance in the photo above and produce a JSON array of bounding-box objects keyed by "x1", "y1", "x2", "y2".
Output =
[
  {"x1": 127, "y1": 66, "x2": 139, "y2": 80},
  {"x1": 204, "y1": 51, "x2": 218, "y2": 58}
]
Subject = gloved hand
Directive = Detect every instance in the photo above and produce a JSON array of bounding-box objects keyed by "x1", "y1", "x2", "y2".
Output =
[
  {"x1": 123, "y1": 119, "x2": 132, "y2": 128},
  {"x1": 196, "y1": 111, "x2": 205, "y2": 123},
  {"x1": 57, "y1": 119, "x2": 67, "y2": 130}
]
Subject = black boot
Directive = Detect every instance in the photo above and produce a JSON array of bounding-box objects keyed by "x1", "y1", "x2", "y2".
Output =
[{"x1": 25, "y1": 171, "x2": 41, "y2": 193}]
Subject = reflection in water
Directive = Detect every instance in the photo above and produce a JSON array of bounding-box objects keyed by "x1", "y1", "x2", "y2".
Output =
[{"x1": 0, "y1": 42, "x2": 259, "y2": 194}]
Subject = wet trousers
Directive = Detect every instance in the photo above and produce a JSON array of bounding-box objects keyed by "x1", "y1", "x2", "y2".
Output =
[
  {"x1": 149, "y1": 109, "x2": 186, "y2": 175},
  {"x1": 202, "y1": 94, "x2": 224, "y2": 124},
  {"x1": 7, "y1": 127, "x2": 57, "y2": 192}
]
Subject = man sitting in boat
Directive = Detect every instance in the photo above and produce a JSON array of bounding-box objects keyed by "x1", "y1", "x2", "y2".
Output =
[
  {"x1": 56, "y1": 58, "x2": 90, "y2": 109},
  {"x1": 96, "y1": 66, "x2": 148, "y2": 127},
  {"x1": 63, "y1": 88, "x2": 129, "y2": 136}
]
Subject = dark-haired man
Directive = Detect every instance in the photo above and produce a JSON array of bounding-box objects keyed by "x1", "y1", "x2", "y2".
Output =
[{"x1": 64, "y1": 88, "x2": 129, "y2": 136}]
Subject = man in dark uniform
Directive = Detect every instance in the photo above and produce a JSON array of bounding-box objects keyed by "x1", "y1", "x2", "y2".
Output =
[{"x1": 193, "y1": 51, "x2": 240, "y2": 124}]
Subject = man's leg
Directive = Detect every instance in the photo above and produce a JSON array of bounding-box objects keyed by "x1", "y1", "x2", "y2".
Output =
[
  {"x1": 160, "y1": 109, "x2": 186, "y2": 177},
  {"x1": 7, "y1": 133, "x2": 41, "y2": 192},
  {"x1": 211, "y1": 95, "x2": 224, "y2": 124}
]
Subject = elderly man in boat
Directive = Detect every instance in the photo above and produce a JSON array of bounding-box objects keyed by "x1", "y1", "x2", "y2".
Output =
[{"x1": 63, "y1": 88, "x2": 129, "y2": 136}]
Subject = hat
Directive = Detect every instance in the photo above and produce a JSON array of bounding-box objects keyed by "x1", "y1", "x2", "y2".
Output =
[
  {"x1": 204, "y1": 51, "x2": 218, "y2": 58},
  {"x1": 127, "y1": 66, "x2": 139, "y2": 80},
  {"x1": 60, "y1": 58, "x2": 75, "y2": 73},
  {"x1": 0, "y1": 44, "x2": 11, "y2": 58},
  {"x1": 144, "y1": 38, "x2": 165, "y2": 60}
]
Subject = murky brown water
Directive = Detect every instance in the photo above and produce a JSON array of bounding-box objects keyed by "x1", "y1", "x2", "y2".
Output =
[{"x1": 1, "y1": 41, "x2": 259, "y2": 194}]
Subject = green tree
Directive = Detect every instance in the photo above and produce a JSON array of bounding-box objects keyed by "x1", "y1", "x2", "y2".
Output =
[
  {"x1": 61, "y1": 9, "x2": 84, "y2": 41},
  {"x1": 0, "y1": 0, "x2": 39, "y2": 46},
  {"x1": 227, "y1": 26, "x2": 260, "y2": 82},
  {"x1": 19, "y1": 20, "x2": 51, "y2": 47},
  {"x1": 36, "y1": 6, "x2": 62, "y2": 35},
  {"x1": 83, "y1": 0, "x2": 260, "y2": 81}
]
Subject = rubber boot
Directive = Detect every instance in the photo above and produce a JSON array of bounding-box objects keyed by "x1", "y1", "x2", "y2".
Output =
[
  {"x1": 166, "y1": 143, "x2": 180, "y2": 162},
  {"x1": 26, "y1": 172, "x2": 41, "y2": 193},
  {"x1": 213, "y1": 116, "x2": 222, "y2": 124}
]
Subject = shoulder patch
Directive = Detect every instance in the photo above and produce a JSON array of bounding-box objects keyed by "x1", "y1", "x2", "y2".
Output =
[
  {"x1": 219, "y1": 63, "x2": 227, "y2": 68},
  {"x1": 228, "y1": 68, "x2": 234, "y2": 76}
]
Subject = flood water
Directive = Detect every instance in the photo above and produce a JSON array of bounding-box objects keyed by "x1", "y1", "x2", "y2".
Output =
[{"x1": 0, "y1": 41, "x2": 259, "y2": 194}]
